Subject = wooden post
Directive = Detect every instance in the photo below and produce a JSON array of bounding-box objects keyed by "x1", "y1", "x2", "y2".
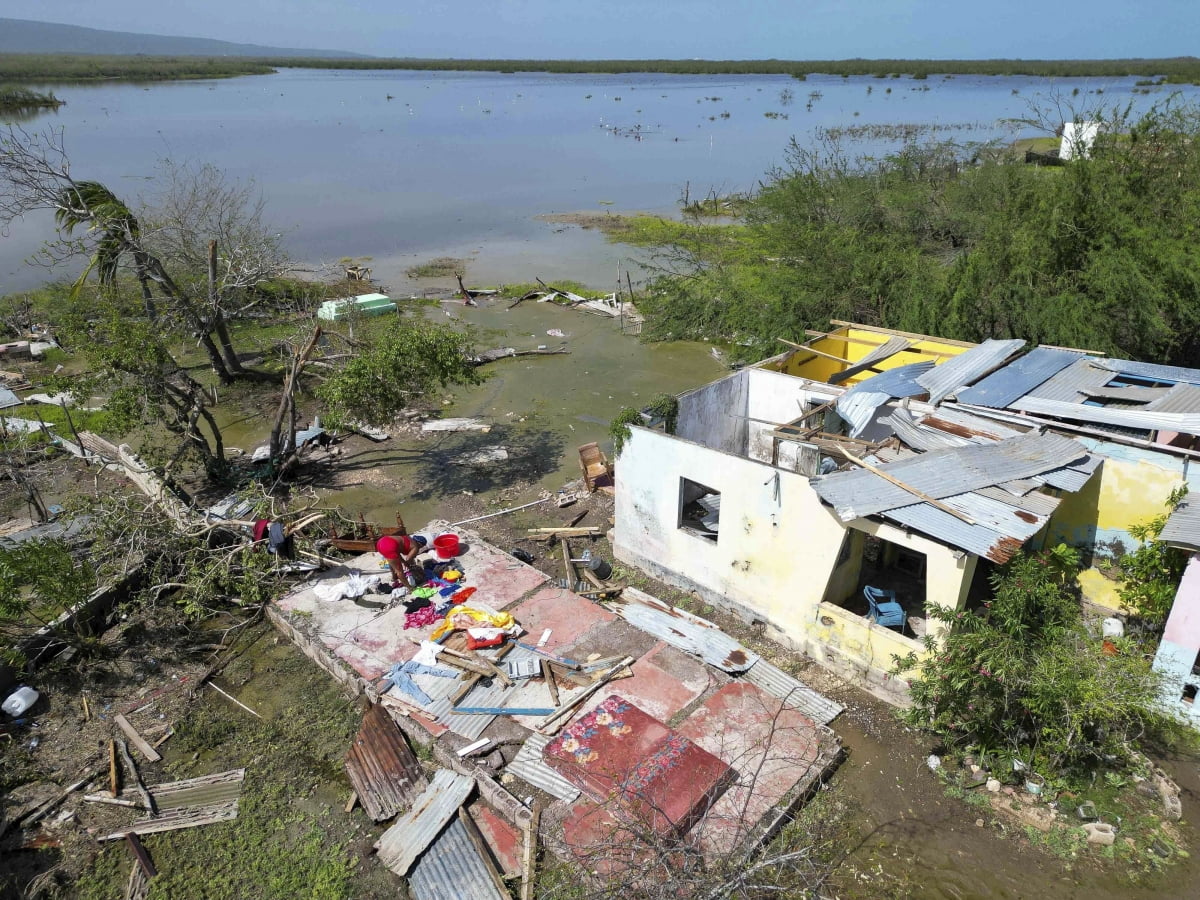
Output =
[
  {"x1": 520, "y1": 801, "x2": 542, "y2": 900},
  {"x1": 109, "y1": 740, "x2": 119, "y2": 798},
  {"x1": 124, "y1": 832, "x2": 158, "y2": 878}
]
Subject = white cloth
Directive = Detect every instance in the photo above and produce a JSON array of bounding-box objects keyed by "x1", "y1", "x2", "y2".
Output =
[{"x1": 412, "y1": 640, "x2": 444, "y2": 667}]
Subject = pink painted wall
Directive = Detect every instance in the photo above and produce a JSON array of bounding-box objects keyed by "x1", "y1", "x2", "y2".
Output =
[{"x1": 1163, "y1": 553, "x2": 1200, "y2": 649}]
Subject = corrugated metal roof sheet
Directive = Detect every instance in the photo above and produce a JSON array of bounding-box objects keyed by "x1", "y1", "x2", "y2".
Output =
[
  {"x1": 812, "y1": 432, "x2": 1088, "y2": 522},
  {"x1": 829, "y1": 336, "x2": 912, "y2": 384},
  {"x1": 1145, "y1": 384, "x2": 1200, "y2": 414},
  {"x1": 917, "y1": 338, "x2": 1025, "y2": 406},
  {"x1": 875, "y1": 500, "x2": 1031, "y2": 563},
  {"x1": 344, "y1": 703, "x2": 428, "y2": 822},
  {"x1": 1096, "y1": 358, "x2": 1200, "y2": 387},
  {"x1": 740, "y1": 660, "x2": 844, "y2": 725},
  {"x1": 1023, "y1": 357, "x2": 1111, "y2": 401},
  {"x1": 885, "y1": 409, "x2": 969, "y2": 452},
  {"x1": 0, "y1": 386, "x2": 20, "y2": 409},
  {"x1": 920, "y1": 406, "x2": 1026, "y2": 440},
  {"x1": 835, "y1": 361, "x2": 935, "y2": 436},
  {"x1": 1081, "y1": 386, "x2": 1170, "y2": 403},
  {"x1": 1009, "y1": 395, "x2": 1200, "y2": 436},
  {"x1": 505, "y1": 733, "x2": 582, "y2": 802},
  {"x1": 955, "y1": 347, "x2": 1082, "y2": 408},
  {"x1": 375, "y1": 768, "x2": 474, "y2": 877},
  {"x1": 407, "y1": 817, "x2": 510, "y2": 900},
  {"x1": 1160, "y1": 496, "x2": 1200, "y2": 552}
]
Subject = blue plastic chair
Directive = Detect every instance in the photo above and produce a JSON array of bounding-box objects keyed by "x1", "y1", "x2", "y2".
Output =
[{"x1": 864, "y1": 585, "x2": 906, "y2": 631}]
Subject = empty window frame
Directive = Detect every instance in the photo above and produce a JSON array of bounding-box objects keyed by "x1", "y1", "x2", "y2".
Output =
[{"x1": 679, "y1": 478, "x2": 721, "y2": 542}]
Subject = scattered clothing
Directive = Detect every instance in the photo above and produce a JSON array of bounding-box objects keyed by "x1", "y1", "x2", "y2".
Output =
[
  {"x1": 429, "y1": 604, "x2": 518, "y2": 642},
  {"x1": 404, "y1": 605, "x2": 442, "y2": 630},
  {"x1": 404, "y1": 596, "x2": 432, "y2": 614},
  {"x1": 381, "y1": 660, "x2": 457, "y2": 706},
  {"x1": 450, "y1": 586, "x2": 477, "y2": 605},
  {"x1": 313, "y1": 572, "x2": 382, "y2": 602}
]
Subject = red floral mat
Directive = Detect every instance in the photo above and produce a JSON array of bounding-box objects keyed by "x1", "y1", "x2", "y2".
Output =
[{"x1": 544, "y1": 694, "x2": 734, "y2": 838}]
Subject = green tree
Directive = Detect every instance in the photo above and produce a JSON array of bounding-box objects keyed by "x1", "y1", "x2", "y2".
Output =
[
  {"x1": 316, "y1": 319, "x2": 481, "y2": 427},
  {"x1": 894, "y1": 545, "x2": 1183, "y2": 775},
  {"x1": 0, "y1": 537, "x2": 97, "y2": 665}
]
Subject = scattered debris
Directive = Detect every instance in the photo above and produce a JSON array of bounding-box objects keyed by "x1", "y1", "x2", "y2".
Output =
[
  {"x1": 98, "y1": 769, "x2": 247, "y2": 841},
  {"x1": 421, "y1": 417, "x2": 492, "y2": 433},
  {"x1": 114, "y1": 714, "x2": 161, "y2": 764},
  {"x1": 450, "y1": 447, "x2": 510, "y2": 467}
]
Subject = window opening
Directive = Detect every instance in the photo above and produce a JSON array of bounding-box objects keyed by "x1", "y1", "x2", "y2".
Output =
[
  {"x1": 1182, "y1": 684, "x2": 1197, "y2": 705},
  {"x1": 678, "y1": 478, "x2": 720, "y2": 542}
]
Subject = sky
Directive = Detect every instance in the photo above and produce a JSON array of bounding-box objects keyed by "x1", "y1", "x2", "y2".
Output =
[{"x1": 5, "y1": 0, "x2": 1199, "y2": 60}]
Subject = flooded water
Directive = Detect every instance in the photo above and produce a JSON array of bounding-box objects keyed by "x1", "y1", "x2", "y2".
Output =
[{"x1": 3, "y1": 68, "x2": 1199, "y2": 292}]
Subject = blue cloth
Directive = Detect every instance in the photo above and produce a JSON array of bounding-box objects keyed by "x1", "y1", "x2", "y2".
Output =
[{"x1": 381, "y1": 660, "x2": 457, "y2": 706}]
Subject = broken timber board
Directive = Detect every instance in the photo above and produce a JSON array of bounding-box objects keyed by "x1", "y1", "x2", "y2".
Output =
[
  {"x1": 374, "y1": 769, "x2": 474, "y2": 877},
  {"x1": 344, "y1": 703, "x2": 427, "y2": 823},
  {"x1": 115, "y1": 715, "x2": 161, "y2": 763},
  {"x1": 124, "y1": 832, "x2": 158, "y2": 879}
]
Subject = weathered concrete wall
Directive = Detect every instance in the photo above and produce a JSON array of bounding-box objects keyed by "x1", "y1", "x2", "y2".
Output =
[
  {"x1": 1046, "y1": 439, "x2": 1196, "y2": 612},
  {"x1": 744, "y1": 369, "x2": 835, "y2": 464},
  {"x1": 676, "y1": 369, "x2": 749, "y2": 455},
  {"x1": 1153, "y1": 553, "x2": 1200, "y2": 727},
  {"x1": 613, "y1": 426, "x2": 972, "y2": 699}
]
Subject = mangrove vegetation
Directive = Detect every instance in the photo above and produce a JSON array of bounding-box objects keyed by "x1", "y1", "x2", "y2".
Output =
[
  {"x1": 626, "y1": 98, "x2": 1200, "y2": 369},
  {"x1": 3, "y1": 54, "x2": 1200, "y2": 84}
]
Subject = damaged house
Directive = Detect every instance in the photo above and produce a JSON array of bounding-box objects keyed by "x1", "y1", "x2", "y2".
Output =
[{"x1": 613, "y1": 322, "x2": 1200, "y2": 714}]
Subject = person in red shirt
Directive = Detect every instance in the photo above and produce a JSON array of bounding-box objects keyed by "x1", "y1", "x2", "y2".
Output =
[{"x1": 376, "y1": 533, "x2": 428, "y2": 587}]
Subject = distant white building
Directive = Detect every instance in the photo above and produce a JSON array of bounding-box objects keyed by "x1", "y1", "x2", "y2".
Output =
[{"x1": 1060, "y1": 121, "x2": 1101, "y2": 160}]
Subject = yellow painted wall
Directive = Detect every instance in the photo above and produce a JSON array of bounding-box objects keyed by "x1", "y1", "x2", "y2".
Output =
[
  {"x1": 1046, "y1": 446, "x2": 1187, "y2": 612},
  {"x1": 772, "y1": 326, "x2": 972, "y2": 386}
]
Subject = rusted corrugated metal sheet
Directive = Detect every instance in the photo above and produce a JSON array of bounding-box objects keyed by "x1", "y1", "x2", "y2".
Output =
[
  {"x1": 1161, "y1": 496, "x2": 1200, "y2": 552},
  {"x1": 813, "y1": 432, "x2": 1087, "y2": 522},
  {"x1": 955, "y1": 347, "x2": 1082, "y2": 408},
  {"x1": 917, "y1": 338, "x2": 1025, "y2": 406},
  {"x1": 375, "y1": 768, "x2": 474, "y2": 877},
  {"x1": 607, "y1": 593, "x2": 760, "y2": 672},
  {"x1": 829, "y1": 336, "x2": 912, "y2": 384},
  {"x1": 407, "y1": 817, "x2": 509, "y2": 900},
  {"x1": 345, "y1": 703, "x2": 427, "y2": 822}
]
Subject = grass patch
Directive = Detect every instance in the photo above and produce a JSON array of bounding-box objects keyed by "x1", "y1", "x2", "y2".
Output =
[
  {"x1": 70, "y1": 627, "x2": 394, "y2": 900},
  {"x1": 0, "y1": 85, "x2": 64, "y2": 113},
  {"x1": 406, "y1": 257, "x2": 467, "y2": 279}
]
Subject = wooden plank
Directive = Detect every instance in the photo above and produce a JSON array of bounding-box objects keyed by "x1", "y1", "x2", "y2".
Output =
[
  {"x1": 541, "y1": 659, "x2": 560, "y2": 707},
  {"x1": 520, "y1": 801, "x2": 542, "y2": 900},
  {"x1": 124, "y1": 832, "x2": 158, "y2": 879},
  {"x1": 345, "y1": 792, "x2": 358, "y2": 814},
  {"x1": 117, "y1": 740, "x2": 157, "y2": 816},
  {"x1": 827, "y1": 319, "x2": 978, "y2": 348},
  {"x1": 451, "y1": 706, "x2": 555, "y2": 716},
  {"x1": 84, "y1": 794, "x2": 143, "y2": 809},
  {"x1": 804, "y1": 329, "x2": 957, "y2": 359},
  {"x1": 115, "y1": 715, "x2": 161, "y2": 763},
  {"x1": 109, "y1": 739, "x2": 120, "y2": 797}
]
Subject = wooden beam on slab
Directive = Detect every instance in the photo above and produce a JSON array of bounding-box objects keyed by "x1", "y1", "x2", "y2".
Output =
[{"x1": 114, "y1": 715, "x2": 161, "y2": 763}]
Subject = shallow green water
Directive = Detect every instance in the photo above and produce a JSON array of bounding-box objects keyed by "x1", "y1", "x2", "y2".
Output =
[{"x1": 212, "y1": 297, "x2": 724, "y2": 525}]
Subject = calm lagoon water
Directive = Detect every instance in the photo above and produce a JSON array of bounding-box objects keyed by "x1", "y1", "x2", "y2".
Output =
[{"x1": 3, "y1": 68, "x2": 1197, "y2": 292}]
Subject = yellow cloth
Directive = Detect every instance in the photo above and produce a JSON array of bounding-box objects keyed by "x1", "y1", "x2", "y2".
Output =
[{"x1": 429, "y1": 605, "x2": 517, "y2": 641}]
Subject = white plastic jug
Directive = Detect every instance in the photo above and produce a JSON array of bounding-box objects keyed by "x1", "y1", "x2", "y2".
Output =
[
  {"x1": 1102, "y1": 617, "x2": 1124, "y2": 639},
  {"x1": 2, "y1": 686, "x2": 39, "y2": 717}
]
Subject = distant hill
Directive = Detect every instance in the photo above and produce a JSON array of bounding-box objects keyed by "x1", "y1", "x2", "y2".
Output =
[{"x1": 0, "y1": 18, "x2": 368, "y2": 58}]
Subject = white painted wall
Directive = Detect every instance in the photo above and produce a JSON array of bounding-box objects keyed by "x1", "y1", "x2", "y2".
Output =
[{"x1": 614, "y1": 425, "x2": 973, "y2": 696}]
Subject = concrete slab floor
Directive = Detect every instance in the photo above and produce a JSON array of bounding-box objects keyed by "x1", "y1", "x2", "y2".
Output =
[
  {"x1": 469, "y1": 800, "x2": 523, "y2": 877},
  {"x1": 572, "y1": 641, "x2": 719, "y2": 726},
  {"x1": 677, "y1": 681, "x2": 830, "y2": 856}
]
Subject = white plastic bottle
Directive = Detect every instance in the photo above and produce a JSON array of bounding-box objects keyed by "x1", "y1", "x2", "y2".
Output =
[{"x1": 2, "y1": 686, "x2": 39, "y2": 717}]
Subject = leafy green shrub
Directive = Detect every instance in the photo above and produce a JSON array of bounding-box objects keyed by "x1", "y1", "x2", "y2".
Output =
[
  {"x1": 1118, "y1": 487, "x2": 1189, "y2": 628},
  {"x1": 895, "y1": 545, "x2": 1186, "y2": 776}
]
